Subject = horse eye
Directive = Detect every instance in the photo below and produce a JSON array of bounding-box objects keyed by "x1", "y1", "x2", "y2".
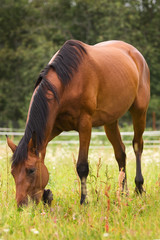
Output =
[{"x1": 26, "y1": 168, "x2": 36, "y2": 175}]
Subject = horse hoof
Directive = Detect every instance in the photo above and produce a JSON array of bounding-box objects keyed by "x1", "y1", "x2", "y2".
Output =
[
  {"x1": 122, "y1": 190, "x2": 129, "y2": 197},
  {"x1": 135, "y1": 186, "x2": 145, "y2": 195},
  {"x1": 80, "y1": 194, "x2": 88, "y2": 205},
  {"x1": 80, "y1": 197, "x2": 85, "y2": 205},
  {"x1": 42, "y1": 189, "x2": 53, "y2": 206}
]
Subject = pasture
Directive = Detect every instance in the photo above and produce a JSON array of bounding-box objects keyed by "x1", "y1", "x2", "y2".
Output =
[{"x1": 0, "y1": 138, "x2": 160, "y2": 240}]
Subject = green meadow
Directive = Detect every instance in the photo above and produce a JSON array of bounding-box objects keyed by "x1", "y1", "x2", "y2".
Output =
[{"x1": 0, "y1": 142, "x2": 160, "y2": 240}]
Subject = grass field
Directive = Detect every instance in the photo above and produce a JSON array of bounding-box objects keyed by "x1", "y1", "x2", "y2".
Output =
[{"x1": 0, "y1": 142, "x2": 160, "y2": 240}]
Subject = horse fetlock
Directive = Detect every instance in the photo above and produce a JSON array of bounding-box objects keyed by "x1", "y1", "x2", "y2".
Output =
[
  {"x1": 135, "y1": 176, "x2": 144, "y2": 194},
  {"x1": 77, "y1": 162, "x2": 89, "y2": 179},
  {"x1": 80, "y1": 195, "x2": 88, "y2": 205},
  {"x1": 135, "y1": 175, "x2": 144, "y2": 185},
  {"x1": 81, "y1": 177, "x2": 87, "y2": 193}
]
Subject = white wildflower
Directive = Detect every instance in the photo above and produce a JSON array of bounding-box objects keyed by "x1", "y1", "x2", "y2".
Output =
[
  {"x1": 3, "y1": 228, "x2": 10, "y2": 233},
  {"x1": 72, "y1": 213, "x2": 76, "y2": 220},
  {"x1": 103, "y1": 233, "x2": 109, "y2": 237},
  {"x1": 30, "y1": 228, "x2": 39, "y2": 234}
]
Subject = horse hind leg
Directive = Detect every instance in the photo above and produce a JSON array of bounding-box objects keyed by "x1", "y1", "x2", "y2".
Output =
[
  {"x1": 104, "y1": 121, "x2": 128, "y2": 194},
  {"x1": 130, "y1": 108, "x2": 147, "y2": 194}
]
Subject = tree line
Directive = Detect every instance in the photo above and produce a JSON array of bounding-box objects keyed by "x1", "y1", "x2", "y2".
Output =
[{"x1": 0, "y1": 0, "x2": 160, "y2": 128}]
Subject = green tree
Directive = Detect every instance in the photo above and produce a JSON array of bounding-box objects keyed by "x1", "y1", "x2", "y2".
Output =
[{"x1": 0, "y1": 0, "x2": 160, "y2": 128}]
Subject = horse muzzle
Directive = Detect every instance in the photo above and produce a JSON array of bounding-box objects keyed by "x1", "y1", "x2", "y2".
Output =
[{"x1": 17, "y1": 196, "x2": 28, "y2": 208}]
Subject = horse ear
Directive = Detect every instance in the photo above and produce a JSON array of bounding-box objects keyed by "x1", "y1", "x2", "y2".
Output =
[
  {"x1": 6, "y1": 136, "x2": 17, "y2": 153},
  {"x1": 28, "y1": 132, "x2": 37, "y2": 155}
]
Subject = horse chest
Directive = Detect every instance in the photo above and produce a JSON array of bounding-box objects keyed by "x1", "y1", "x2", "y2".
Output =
[{"x1": 55, "y1": 111, "x2": 80, "y2": 131}]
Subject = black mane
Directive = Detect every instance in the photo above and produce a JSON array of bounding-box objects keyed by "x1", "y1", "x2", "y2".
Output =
[
  {"x1": 12, "y1": 79, "x2": 57, "y2": 165},
  {"x1": 50, "y1": 40, "x2": 87, "y2": 84},
  {"x1": 12, "y1": 40, "x2": 87, "y2": 165},
  {"x1": 35, "y1": 40, "x2": 87, "y2": 88}
]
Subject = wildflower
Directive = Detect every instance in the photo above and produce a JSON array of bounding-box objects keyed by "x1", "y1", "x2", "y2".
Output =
[
  {"x1": 54, "y1": 232, "x2": 59, "y2": 238},
  {"x1": 3, "y1": 228, "x2": 10, "y2": 233},
  {"x1": 103, "y1": 233, "x2": 109, "y2": 237},
  {"x1": 105, "y1": 219, "x2": 109, "y2": 232},
  {"x1": 72, "y1": 213, "x2": 76, "y2": 220},
  {"x1": 53, "y1": 216, "x2": 57, "y2": 223},
  {"x1": 41, "y1": 211, "x2": 46, "y2": 216},
  {"x1": 30, "y1": 228, "x2": 39, "y2": 234}
]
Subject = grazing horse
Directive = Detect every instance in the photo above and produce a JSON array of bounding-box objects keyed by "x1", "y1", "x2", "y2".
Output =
[{"x1": 7, "y1": 40, "x2": 150, "y2": 207}]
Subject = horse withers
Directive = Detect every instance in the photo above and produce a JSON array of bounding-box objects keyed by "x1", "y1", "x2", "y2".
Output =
[{"x1": 7, "y1": 40, "x2": 150, "y2": 207}]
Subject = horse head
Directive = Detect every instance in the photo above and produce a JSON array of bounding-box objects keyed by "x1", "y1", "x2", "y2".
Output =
[{"x1": 7, "y1": 136, "x2": 49, "y2": 207}]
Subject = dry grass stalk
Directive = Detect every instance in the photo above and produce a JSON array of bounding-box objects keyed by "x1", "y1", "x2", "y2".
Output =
[
  {"x1": 96, "y1": 157, "x2": 101, "y2": 178},
  {"x1": 95, "y1": 158, "x2": 102, "y2": 201},
  {"x1": 6, "y1": 143, "x2": 9, "y2": 201},
  {"x1": 156, "y1": 174, "x2": 160, "y2": 187},
  {"x1": 104, "y1": 184, "x2": 111, "y2": 232},
  {"x1": 116, "y1": 169, "x2": 125, "y2": 206},
  {"x1": 72, "y1": 153, "x2": 81, "y2": 198}
]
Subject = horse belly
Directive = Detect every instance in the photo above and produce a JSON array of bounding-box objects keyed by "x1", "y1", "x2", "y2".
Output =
[
  {"x1": 90, "y1": 47, "x2": 139, "y2": 126},
  {"x1": 92, "y1": 68, "x2": 138, "y2": 126},
  {"x1": 92, "y1": 95, "x2": 133, "y2": 127},
  {"x1": 92, "y1": 83, "x2": 137, "y2": 126}
]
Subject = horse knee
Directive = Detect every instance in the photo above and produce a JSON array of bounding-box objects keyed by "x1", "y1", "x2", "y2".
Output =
[{"x1": 77, "y1": 162, "x2": 89, "y2": 180}]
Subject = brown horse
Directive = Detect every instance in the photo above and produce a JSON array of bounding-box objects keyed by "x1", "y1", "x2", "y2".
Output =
[{"x1": 7, "y1": 40, "x2": 150, "y2": 207}]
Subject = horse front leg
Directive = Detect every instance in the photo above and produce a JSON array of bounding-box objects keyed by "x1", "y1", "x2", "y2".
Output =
[{"x1": 76, "y1": 114, "x2": 92, "y2": 204}]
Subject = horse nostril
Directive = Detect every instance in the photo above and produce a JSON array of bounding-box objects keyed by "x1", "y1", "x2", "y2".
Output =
[{"x1": 17, "y1": 197, "x2": 28, "y2": 208}]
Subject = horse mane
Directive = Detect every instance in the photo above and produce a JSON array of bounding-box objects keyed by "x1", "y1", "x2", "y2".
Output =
[
  {"x1": 12, "y1": 79, "x2": 57, "y2": 165},
  {"x1": 12, "y1": 40, "x2": 87, "y2": 165},
  {"x1": 35, "y1": 40, "x2": 87, "y2": 87},
  {"x1": 49, "y1": 40, "x2": 87, "y2": 84}
]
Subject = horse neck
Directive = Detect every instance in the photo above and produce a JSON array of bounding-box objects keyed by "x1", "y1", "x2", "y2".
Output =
[
  {"x1": 47, "y1": 68, "x2": 64, "y2": 97},
  {"x1": 41, "y1": 70, "x2": 64, "y2": 145}
]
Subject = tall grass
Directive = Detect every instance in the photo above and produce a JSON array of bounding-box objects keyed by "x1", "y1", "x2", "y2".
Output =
[{"x1": 0, "y1": 143, "x2": 160, "y2": 240}]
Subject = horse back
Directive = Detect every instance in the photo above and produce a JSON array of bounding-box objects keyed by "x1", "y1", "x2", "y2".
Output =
[{"x1": 54, "y1": 40, "x2": 150, "y2": 129}]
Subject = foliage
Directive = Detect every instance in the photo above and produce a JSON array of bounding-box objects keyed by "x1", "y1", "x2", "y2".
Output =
[{"x1": 0, "y1": 0, "x2": 160, "y2": 128}]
